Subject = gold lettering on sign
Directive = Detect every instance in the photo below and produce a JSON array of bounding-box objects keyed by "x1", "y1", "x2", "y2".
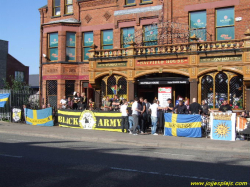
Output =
[{"x1": 200, "y1": 56, "x2": 242, "y2": 63}]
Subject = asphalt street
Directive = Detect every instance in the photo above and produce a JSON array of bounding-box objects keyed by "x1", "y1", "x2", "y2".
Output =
[{"x1": 0, "y1": 132, "x2": 250, "y2": 187}]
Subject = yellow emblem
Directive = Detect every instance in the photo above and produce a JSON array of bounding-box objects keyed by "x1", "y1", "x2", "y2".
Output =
[{"x1": 214, "y1": 122, "x2": 230, "y2": 138}]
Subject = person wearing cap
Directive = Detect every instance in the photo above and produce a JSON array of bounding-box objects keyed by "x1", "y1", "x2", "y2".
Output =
[{"x1": 166, "y1": 98, "x2": 174, "y2": 113}]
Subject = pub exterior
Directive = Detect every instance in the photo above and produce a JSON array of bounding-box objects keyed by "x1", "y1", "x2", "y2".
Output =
[{"x1": 39, "y1": 0, "x2": 250, "y2": 111}]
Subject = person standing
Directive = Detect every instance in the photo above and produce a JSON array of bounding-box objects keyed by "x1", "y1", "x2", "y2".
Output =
[
  {"x1": 149, "y1": 99, "x2": 164, "y2": 135},
  {"x1": 67, "y1": 97, "x2": 73, "y2": 109},
  {"x1": 144, "y1": 99, "x2": 151, "y2": 130},
  {"x1": 201, "y1": 100, "x2": 209, "y2": 115},
  {"x1": 80, "y1": 92, "x2": 87, "y2": 110},
  {"x1": 60, "y1": 96, "x2": 67, "y2": 109},
  {"x1": 139, "y1": 97, "x2": 146, "y2": 134},
  {"x1": 73, "y1": 92, "x2": 80, "y2": 110},
  {"x1": 130, "y1": 97, "x2": 141, "y2": 135},
  {"x1": 166, "y1": 98, "x2": 174, "y2": 113},
  {"x1": 112, "y1": 95, "x2": 121, "y2": 111},
  {"x1": 174, "y1": 100, "x2": 188, "y2": 114},
  {"x1": 219, "y1": 100, "x2": 232, "y2": 112},
  {"x1": 189, "y1": 98, "x2": 202, "y2": 114},
  {"x1": 120, "y1": 100, "x2": 128, "y2": 133},
  {"x1": 103, "y1": 96, "x2": 111, "y2": 111},
  {"x1": 127, "y1": 100, "x2": 134, "y2": 133}
]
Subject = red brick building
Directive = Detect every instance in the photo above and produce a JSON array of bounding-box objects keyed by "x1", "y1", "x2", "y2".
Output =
[{"x1": 39, "y1": 0, "x2": 250, "y2": 110}]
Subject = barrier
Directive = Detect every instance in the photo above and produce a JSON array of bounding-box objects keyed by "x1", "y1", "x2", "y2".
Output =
[
  {"x1": 24, "y1": 108, "x2": 54, "y2": 127},
  {"x1": 237, "y1": 116, "x2": 250, "y2": 135},
  {"x1": 58, "y1": 109, "x2": 123, "y2": 132}
]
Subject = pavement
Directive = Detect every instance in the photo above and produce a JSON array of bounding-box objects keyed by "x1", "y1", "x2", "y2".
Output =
[{"x1": 0, "y1": 121, "x2": 249, "y2": 153}]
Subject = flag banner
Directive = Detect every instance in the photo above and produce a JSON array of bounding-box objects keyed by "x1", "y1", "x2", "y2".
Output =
[
  {"x1": 12, "y1": 108, "x2": 21, "y2": 122},
  {"x1": 0, "y1": 93, "x2": 10, "y2": 108},
  {"x1": 58, "y1": 110, "x2": 123, "y2": 132},
  {"x1": 236, "y1": 116, "x2": 250, "y2": 135},
  {"x1": 24, "y1": 108, "x2": 54, "y2": 126},
  {"x1": 164, "y1": 113, "x2": 202, "y2": 138},
  {"x1": 210, "y1": 112, "x2": 236, "y2": 141}
]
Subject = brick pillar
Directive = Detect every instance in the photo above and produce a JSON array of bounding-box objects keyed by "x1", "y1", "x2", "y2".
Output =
[
  {"x1": 58, "y1": 31, "x2": 66, "y2": 62},
  {"x1": 57, "y1": 79, "x2": 65, "y2": 108},
  {"x1": 42, "y1": 80, "x2": 46, "y2": 107},
  {"x1": 76, "y1": 32, "x2": 82, "y2": 62},
  {"x1": 95, "y1": 90, "x2": 101, "y2": 109},
  {"x1": 190, "y1": 79, "x2": 198, "y2": 102},
  {"x1": 128, "y1": 81, "x2": 135, "y2": 101}
]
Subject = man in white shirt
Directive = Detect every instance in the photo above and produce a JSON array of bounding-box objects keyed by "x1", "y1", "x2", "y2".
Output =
[
  {"x1": 149, "y1": 99, "x2": 164, "y2": 135},
  {"x1": 120, "y1": 100, "x2": 128, "y2": 133},
  {"x1": 60, "y1": 96, "x2": 67, "y2": 109},
  {"x1": 130, "y1": 97, "x2": 141, "y2": 135}
]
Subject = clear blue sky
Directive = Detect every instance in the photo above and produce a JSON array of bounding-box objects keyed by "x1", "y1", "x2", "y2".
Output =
[{"x1": 0, "y1": 0, "x2": 47, "y2": 74}]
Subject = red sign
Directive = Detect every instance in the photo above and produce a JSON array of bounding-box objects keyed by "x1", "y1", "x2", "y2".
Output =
[
  {"x1": 42, "y1": 75, "x2": 89, "y2": 80},
  {"x1": 136, "y1": 59, "x2": 188, "y2": 66}
]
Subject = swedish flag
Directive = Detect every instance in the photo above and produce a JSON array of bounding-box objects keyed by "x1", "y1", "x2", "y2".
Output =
[
  {"x1": 164, "y1": 113, "x2": 202, "y2": 138},
  {"x1": 0, "y1": 93, "x2": 10, "y2": 108},
  {"x1": 24, "y1": 108, "x2": 54, "y2": 126}
]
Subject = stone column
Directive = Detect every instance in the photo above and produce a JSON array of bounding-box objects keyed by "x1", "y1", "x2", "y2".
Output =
[
  {"x1": 128, "y1": 81, "x2": 135, "y2": 101},
  {"x1": 190, "y1": 78, "x2": 198, "y2": 102}
]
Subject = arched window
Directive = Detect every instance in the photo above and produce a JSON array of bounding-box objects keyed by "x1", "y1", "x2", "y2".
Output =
[{"x1": 200, "y1": 71, "x2": 243, "y2": 109}]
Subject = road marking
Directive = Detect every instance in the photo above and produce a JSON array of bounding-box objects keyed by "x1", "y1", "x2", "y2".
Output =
[
  {"x1": 111, "y1": 167, "x2": 227, "y2": 182},
  {"x1": 153, "y1": 152, "x2": 194, "y2": 157},
  {"x1": 0, "y1": 154, "x2": 23, "y2": 158}
]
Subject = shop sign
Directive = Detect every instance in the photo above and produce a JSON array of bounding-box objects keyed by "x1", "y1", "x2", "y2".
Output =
[
  {"x1": 136, "y1": 59, "x2": 188, "y2": 66},
  {"x1": 200, "y1": 56, "x2": 242, "y2": 63},
  {"x1": 139, "y1": 80, "x2": 188, "y2": 85},
  {"x1": 97, "y1": 62, "x2": 127, "y2": 68},
  {"x1": 158, "y1": 87, "x2": 172, "y2": 107}
]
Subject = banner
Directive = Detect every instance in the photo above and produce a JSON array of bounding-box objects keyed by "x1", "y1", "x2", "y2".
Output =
[
  {"x1": 12, "y1": 108, "x2": 21, "y2": 122},
  {"x1": 0, "y1": 93, "x2": 10, "y2": 107},
  {"x1": 158, "y1": 87, "x2": 171, "y2": 107},
  {"x1": 164, "y1": 113, "x2": 202, "y2": 138},
  {"x1": 210, "y1": 112, "x2": 236, "y2": 141},
  {"x1": 24, "y1": 108, "x2": 54, "y2": 126},
  {"x1": 58, "y1": 110, "x2": 123, "y2": 132}
]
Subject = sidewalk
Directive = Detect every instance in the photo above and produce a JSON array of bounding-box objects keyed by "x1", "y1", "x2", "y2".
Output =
[{"x1": 0, "y1": 121, "x2": 249, "y2": 153}]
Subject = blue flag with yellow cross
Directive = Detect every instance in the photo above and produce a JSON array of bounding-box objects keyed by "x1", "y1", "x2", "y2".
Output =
[
  {"x1": 164, "y1": 113, "x2": 202, "y2": 137},
  {"x1": 0, "y1": 93, "x2": 10, "y2": 107},
  {"x1": 24, "y1": 108, "x2": 54, "y2": 126}
]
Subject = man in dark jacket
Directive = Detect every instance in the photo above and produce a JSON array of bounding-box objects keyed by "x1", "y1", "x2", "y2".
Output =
[
  {"x1": 219, "y1": 100, "x2": 232, "y2": 112},
  {"x1": 189, "y1": 98, "x2": 202, "y2": 114},
  {"x1": 174, "y1": 100, "x2": 188, "y2": 114}
]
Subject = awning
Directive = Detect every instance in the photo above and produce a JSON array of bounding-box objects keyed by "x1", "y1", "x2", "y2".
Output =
[{"x1": 0, "y1": 93, "x2": 10, "y2": 107}]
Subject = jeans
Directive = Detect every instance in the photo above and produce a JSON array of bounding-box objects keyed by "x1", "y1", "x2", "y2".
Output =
[
  {"x1": 121, "y1": 116, "x2": 128, "y2": 133},
  {"x1": 129, "y1": 116, "x2": 133, "y2": 129},
  {"x1": 131, "y1": 114, "x2": 139, "y2": 134},
  {"x1": 151, "y1": 116, "x2": 158, "y2": 134}
]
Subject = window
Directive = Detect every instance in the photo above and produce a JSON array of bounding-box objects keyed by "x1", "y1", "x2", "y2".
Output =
[
  {"x1": 65, "y1": 80, "x2": 75, "y2": 99},
  {"x1": 216, "y1": 7, "x2": 234, "y2": 40},
  {"x1": 121, "y1": 27, "x2": 134, "y2": 48},
  {"x1": 53, "y1": 0, "x2": 61, "y2": 16},
  {"x1": 101, "y1": 30, "x2": 113, "y2": 49},
  {"x1": 200, "y1": 72, "x2": 243, "y2": 109},
  {"x1": 125, "y1": 0, "x2": 135, "y2": 5},
  {"x1": 15, "y1": 71, "x2": 24, "y2": 82},
  {"x1": 83, "y1": 32, "x2": 93, "y2": 61},
  {"x1": 141, "y1": 0, "x2": 152, "y2": 3},
  {"x1": 65, "y1": 0, "x2": 73, "y2": 14},
  {"x1": 143, "y1": 25, "x2": 158, "y2": 46},
  {"x1": 66, "y1": 32, "x2": 76, "y2": 61},
  {"x1": 46, "y1": 80, "x2": 57, "y2": 108},
  {"x1": 49, "y1": 33, "x2": 58, "y2": 61},
  {"x1": 189, "y1": 11, "x2": 206, "y2": 41}
]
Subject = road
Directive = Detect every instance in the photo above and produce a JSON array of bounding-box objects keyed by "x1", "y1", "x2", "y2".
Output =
[{"x1": 0, "y1": 133, "x2": 249, "y2": 187}]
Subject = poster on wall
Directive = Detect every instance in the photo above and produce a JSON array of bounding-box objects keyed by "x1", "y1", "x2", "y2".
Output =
[{"x1": 158, "y1": 87, "x2": 172, "y2": 107}]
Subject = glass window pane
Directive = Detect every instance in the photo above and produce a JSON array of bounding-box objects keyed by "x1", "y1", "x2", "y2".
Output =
[
  {"x1": 201, "y1": 75, "x2": 214, "y2": 108},
  {"x1": 190, "y1": 11, "x2": 206, "y2": 29},
  {"x1": 66, "y1": 48, "x2": 75, "y2": 61},
  {"x1": 122, "y1": 27, "x2": 134, "y2": 48},
  {"x1": 84, "y1": 47, "x2": 91, "y2": 60},
  {"x1": 215, "y1": 73, "x2": 228, "y2": 108},
  {"x1": 230, "y1": 76, "x2": 243, "y2": 109},
  {"x1": 50, "y1": 48, "x2": 58, "y2": 61},
  {"x1": 49, "y1": 33, "x2": 58, "y2": 47},
  {"x1": 66, "y1": 32, "x2": 75, "y2": 47},
  {"x1": 103, "y1": 30, "x2": 113, "y2": 45},
  {"x1": 66, "y1": 5, "x2": 73, "y2": 14},
  {"x1": 103, "y1": 45, "x2": 113, "y2": 50},
  {"x1": 216, "y1": 7, "x2": 234, "y2": 26},
  {"x1": 84, "y1": 32, "x2": 93, "y2": 46},
  {"x1": 190, "y1": 28, "x2": 206, "y2": 42},
  {"x1": 126, "y1": 0, "x2": 135, "y2": 4},
  {"x1": 216, "y1": 26, "x2": 234, "y2": 40},
  {"x1": 144, "y1": 25, "x2": 158, "y2": 42},
  {"x1": 55, "y1": 0, "x2": 60, "y2": 6},
  {"x1": 55, "y1": 7, "x2": 61, "y2": 16},
  {"x1": 66, "y1": 0, "x2": 73, "y2": 4}
]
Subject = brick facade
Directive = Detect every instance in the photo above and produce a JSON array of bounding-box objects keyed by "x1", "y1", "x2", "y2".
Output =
[{"x1": 39, "y1": 0, "x2": 250, "y2": 110}]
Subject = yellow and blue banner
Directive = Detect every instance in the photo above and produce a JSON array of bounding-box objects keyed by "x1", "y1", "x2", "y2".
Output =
[
  {"x1": 0, "y1": 93, "x2": 10, "y2": 107},
  {"x1": 24, "y1": 108, "x2": 54, "y2": 126},
  {"x1": 164, "y1": 113, "x2": 202, "y2": 138}
]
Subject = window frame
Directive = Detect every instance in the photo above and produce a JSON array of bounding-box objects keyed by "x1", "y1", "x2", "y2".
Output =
[
  {"x1": 215, "y1": 7, "x2": 235, "y2": 41},
  {"x1": 53, "y1": 0, "x2": 61, "y2": 16},
  {"x1": 101, "y1": 30, "x2": 113, "y2": 50},
  {"x1": 189, "y1": 10, "x2": 207, "y2": 42},
  {"x1": 15, "y1": 71, "x2": 24, "y2": 82},
  {"x1": 65, "y1": 0, "x2": 73, "y2": 15},
  {"x1": 125, "y1": 0, "x2": 136, "y2": 6},
  {"x1": 121, "y1": 27, "x2": 135, "y2": 48},
  {"x1": 66, "y1": 32, "x2": 76, "y2": 62},
  {"x1": 143, "y1": 24, "x2": 158, "y2": 46},
  {"x1": 48, "y1": 33, "x2": 59, "y2": 62},
  {"x1": 141, "y1": 0, "x2": 152, "y2": 3},
  {"x1": 82, "y1": 31, "x2": 94, "y2": 61}
]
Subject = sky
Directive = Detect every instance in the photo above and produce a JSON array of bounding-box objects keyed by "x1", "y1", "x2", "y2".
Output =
[{"x1": 0, "y1": 0, "x2": 47, "y2": 74}]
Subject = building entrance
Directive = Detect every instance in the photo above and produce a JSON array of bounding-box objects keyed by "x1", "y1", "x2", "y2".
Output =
[{"x1": 136, "y1": 73, "x2": 190, "y2": 105}]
